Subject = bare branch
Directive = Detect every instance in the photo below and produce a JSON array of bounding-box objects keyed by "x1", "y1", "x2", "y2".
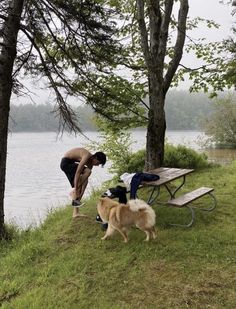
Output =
[
  {"x1": 12, "y1": 42, "x2": 33, "y2": 77},
  {"x1": 136, "y1": 0, "x2": 151, "y2": 67},
  {"x1": 164, "y1": 0, "x2": 189, "y2": 93},
  {"x1": 158, "y1": 0, "x2": 174, "y2": 66}
]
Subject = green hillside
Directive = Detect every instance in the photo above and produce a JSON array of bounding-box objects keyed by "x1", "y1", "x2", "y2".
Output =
[{"x1": 1, "y1": 163, "x2": 236, "y2": 308}]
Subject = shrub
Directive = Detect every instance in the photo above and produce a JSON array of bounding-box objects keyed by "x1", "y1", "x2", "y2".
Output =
[
  {"x1": 118, "y1": 149, "x2": 146, "y2": 176},
  {"x1": 94, "y1": 120, "x2": 210, "y2": 178},
  {"x1": 164, "y1": 144, "x2": 210, "y2": 169},
  {"x1": 114, "y1": 144, "x2": 210, "y2": 177}
]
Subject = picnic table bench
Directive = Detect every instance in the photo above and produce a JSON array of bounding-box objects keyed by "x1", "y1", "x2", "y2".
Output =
[{"x1": 167, "y1": 186, "x2": 217, "y2": 227}]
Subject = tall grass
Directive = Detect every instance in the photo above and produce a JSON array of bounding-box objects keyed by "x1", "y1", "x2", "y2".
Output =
[{"x1": 0, "y1": 163, "x2": 236, "y2": 308}]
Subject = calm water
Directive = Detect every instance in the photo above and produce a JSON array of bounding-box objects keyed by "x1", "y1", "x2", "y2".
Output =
[{"x1": 5, "y1": 131, "x2": 236, "y2": 227}]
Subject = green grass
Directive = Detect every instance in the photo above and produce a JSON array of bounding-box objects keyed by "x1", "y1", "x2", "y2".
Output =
[{"x1": 1, "y1": 163, "x2": 236, "y2": 308}]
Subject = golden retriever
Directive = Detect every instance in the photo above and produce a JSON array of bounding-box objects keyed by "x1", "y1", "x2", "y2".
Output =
[{"x1": 97, "y1": 197, "x2": 157, "y2": 242}]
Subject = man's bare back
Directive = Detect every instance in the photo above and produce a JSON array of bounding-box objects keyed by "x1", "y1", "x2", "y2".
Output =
[{"x1": 64, "y1": 148, "x2": 92, "y2": 166}]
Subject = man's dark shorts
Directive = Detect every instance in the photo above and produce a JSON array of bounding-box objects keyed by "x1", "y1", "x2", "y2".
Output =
[{"x1": 60, "y1": 157, "x2": 79, "y2": 187}]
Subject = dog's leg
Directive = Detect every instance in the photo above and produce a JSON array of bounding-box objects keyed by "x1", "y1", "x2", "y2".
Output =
[
  {"x1": 116, "y1": 227, "x2": 128, "y2": 243},
  {"x1": 122, "y1": 228, "x2": 128, "y2": 241},
  {"x1": 101, "y1": 224, "x2": 115, "y2": 240},
  {"x1": 151, "y1": 227, "x2": 157, "y2": 239},
  {"x1": 144, "y1": 230, "x2": 150, "y2": 241}
]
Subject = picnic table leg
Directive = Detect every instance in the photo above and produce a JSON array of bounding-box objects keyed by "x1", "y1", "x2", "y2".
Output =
[
  {"x1": 146, "y1": 186, "x2": 160, "y2": 205},
  {"x1": 169, "y1": 205, "x2": 195, "y2": 228},
  {"x1": 191, "y1": 192, "x2": 217, "y2": 212},
  {"x1": 164, "y1": 175, "x2": 187, "y2": 198}
]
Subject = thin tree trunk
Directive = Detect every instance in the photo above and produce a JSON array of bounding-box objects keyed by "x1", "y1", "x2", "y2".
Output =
[{"x1": 0, "y1": 0, "x2": 24, "y2": 239}]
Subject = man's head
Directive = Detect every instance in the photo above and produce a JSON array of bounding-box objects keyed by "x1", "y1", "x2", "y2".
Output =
[{"x1": 92, "y1": 151, "x2": 106, "y2": 167}]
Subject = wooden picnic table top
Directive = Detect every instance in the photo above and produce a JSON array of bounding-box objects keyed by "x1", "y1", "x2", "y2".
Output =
[{"x1": 141, "y1": 167, "x2": 194, "y2": 187}]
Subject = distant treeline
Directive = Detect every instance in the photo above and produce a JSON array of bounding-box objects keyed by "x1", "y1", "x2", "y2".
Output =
[
  {"x1": 9, "y1": 104, "x2": 97, "y2": 132},
  {"x1": 9, "y1": 90, "x2": 216, "y2": 132},
  {"x1": 165, "y1": 90, "x2": 214, "y2": 130}
]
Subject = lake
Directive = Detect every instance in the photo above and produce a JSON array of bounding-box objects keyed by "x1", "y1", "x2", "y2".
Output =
[{"x1": 5, "y1": 131, "x2": 236, "y2": 228}]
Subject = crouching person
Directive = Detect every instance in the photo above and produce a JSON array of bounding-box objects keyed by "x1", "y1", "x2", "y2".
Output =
[{"x1": 60, "y1": 147, "x2": 106, "y2": 218}]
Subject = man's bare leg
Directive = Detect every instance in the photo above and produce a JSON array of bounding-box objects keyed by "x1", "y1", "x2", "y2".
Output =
[
  {"x1": 72, "y1": 207, "x2": 87, "y2": 218},
  {"x1": 72, "y1": 169, "x2": 90, "y2": 218},
  {"x1": 77, "y1": 179, "x2": 88, "y2": 200},
  {"x1": 75, "y1": 169, "x2": 91, "y2": 200}
]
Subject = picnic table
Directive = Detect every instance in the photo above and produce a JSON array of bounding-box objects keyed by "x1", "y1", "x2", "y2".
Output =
[{"x1": 139, "y1": 167, "x2": 217, "y2": 227}]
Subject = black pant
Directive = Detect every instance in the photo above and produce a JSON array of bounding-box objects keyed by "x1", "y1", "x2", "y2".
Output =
[
  {"x1": 130, "y1": 172, "x2": 160, "y2": 199},
  {"x1": 60, "y1": 157, "x2": 78, "y2": 187}
]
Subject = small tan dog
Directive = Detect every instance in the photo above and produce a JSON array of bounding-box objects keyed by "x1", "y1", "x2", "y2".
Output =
[{"x1": 97, "y1": 197, "x2": 157, "y2": 242}]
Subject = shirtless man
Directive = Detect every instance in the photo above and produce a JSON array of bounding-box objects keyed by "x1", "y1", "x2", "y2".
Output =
[{"x1": 60, "y1": 148, "x2": 106, "y2": 218}]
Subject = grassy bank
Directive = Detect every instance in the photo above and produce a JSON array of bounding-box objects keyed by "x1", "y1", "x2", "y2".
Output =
[{"x1": 1, "y1": 163, "x2": 236, "y2": 308}]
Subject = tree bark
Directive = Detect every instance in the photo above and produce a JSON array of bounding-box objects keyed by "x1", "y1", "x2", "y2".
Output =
[
  {"x1": 0, "y1": 0, "x2": 24, "y2": 239},
  {"x1": 145, "y1": 73, "x2": 166, "y2": 170}
]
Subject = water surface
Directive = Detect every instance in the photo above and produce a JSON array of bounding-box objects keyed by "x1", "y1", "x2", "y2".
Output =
[{"x1": 5, "y1": 131, "x2": 236, "y2": 227}]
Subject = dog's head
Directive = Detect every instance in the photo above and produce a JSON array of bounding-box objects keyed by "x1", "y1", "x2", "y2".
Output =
[{"x1": 102, "y1": 186, "x2": 127, "y2": 203}]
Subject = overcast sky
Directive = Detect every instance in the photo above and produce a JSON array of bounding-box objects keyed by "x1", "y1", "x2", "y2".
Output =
[
  {"x1": 12, "y1": 0, "x2": 235, "y2": 105},
  {"x1": 189, "y1": 0, "x2": 234, "y2": 41},
  {"x1": 178, "y1": 0, "x2": 235, "y2": 88}
]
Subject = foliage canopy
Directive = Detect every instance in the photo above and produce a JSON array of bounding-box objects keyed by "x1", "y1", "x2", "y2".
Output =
[{"x1": 203, "y1": 95, "x2": 236, "y2": 147}]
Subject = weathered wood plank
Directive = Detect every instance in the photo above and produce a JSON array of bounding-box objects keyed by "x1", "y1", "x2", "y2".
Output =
[
  {"x1": 168, "y1": 187, "x2": 214, "y2": 207},
  {"x1": 141, "y1": 168, "x2": 194, "y2": 186}
]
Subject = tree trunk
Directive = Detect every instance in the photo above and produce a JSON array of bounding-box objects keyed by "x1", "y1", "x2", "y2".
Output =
[
  {"x1": 0, "y1": 0, "x2": 24, "y2": 239},
  {"x1": 145, "y1": 73, "x2": 166, "y2": 170}
]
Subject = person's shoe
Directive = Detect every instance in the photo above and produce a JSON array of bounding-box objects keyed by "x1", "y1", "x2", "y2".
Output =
[
  {"x1": 72, "y1": 199, "x2": 85, "y2": 207},
  {"x1": 101, "y1": 223, "x2": 108, "y2": 231},
  {"x1": 95, "y1": 215, "x2": 108, "y2": 230}
]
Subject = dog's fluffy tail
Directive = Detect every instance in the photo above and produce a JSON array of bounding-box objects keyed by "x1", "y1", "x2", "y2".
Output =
[
  {"x1": 128, "y1": 199, "x2": 149, "y2": 211},
  {"x1": 128, "y1": 199, "x2": 156, "y2": 227},
  {"x1": 145, "y1": 206, "x2": 156, "y2": 227}
]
